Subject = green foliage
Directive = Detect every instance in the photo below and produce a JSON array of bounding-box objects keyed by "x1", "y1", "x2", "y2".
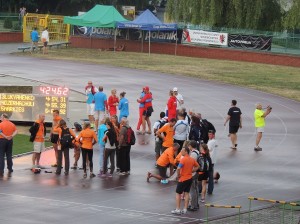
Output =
[
  {"x1": 284, "y1": 0, "x2": 300, "y2": 29},
  {"x1": 4, "y1": 18, "x2": 13, "y2": 29},
  {"x1": 166, "y1": 0, "x2": 284, "y2": 31},
  {"x1": 13, "y1": 22, "x2": 21, "y2": 31}
]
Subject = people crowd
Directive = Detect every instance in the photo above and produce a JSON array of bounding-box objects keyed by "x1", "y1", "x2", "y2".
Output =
[{"x1": 0, "y1": 81, "x2": 273, "y2": 216}]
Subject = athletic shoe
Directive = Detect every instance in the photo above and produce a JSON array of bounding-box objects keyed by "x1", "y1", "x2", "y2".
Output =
[
  {"x1": 107, "y1": 174, "x2": 113, "y2": 178},
  {"x1": 181, "y1": 209, "x2": 187, "y2": 214},
  {"x1": 254, "y1": 146, "x2": 262, "y2": 151},
  {"x1": 171, "y1": 209, "x2": 181, "y2": 215},
  {"x1": 7, "y1": 171, "x2": 12, "y2": 177},
  {"x1": 147, "y1": 172, "x2": 151, "y2": 182},
  {"x1": 187, "y1": 206, "x2": 198, "y2": 211},
  {"x1": 100, "y1": 173, "x2": 107, "y2": 178},
  {"x1": 71, "y1": 166, "x2": 77, "y2": 170},
  {"x1": 51, "y1": 164, "x2": 57, "y2": 167},
  {"x1": 83, "y1": 173, "x2": 87, "y2": 178},
  {"x1": 126, "y1": 171, "x2": 130, "y2": 175},
  {"x1": 64, "y1": 172, "x2": 69, "y2": 176},
  {"x1": 161, "y1": 179, "x2": 169, "y2": 184},
  {"x1": 90, "y1": 173, "x2": 96, "y2": 178},
  {"x1": 118, "y1": 172, "x2": 126, "y2": 176},
  {"x1": 200, "y1": 198, "x2": 205, "y2": 203}
]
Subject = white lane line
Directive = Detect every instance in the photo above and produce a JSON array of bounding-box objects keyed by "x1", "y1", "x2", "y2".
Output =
[{"x1": 0, "y1": 193, "x2": 202, "y2": 222}]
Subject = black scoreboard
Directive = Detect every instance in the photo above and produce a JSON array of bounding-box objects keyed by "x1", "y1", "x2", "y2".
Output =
[{"x1": 0, "y1": 86, "x2": 69, "y2": 122}]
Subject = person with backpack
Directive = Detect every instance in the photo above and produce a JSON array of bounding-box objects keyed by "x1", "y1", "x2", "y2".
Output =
[
  {"x1": 101, "y1": 121, "x2": 117, "y2": 178},
  {"x1": 29, "y1": 114, "x2": 46, "y2": 169},
  {"x1": 188, "y1": 115, "x2": 201, "y2": 145},
  {"x1": 152, "y1": 112, "x2": 167, "y2": 161},
  {"x1": 197, "y1": 113, "x2": 216, "y2": 144},
  {"x1": 118, "y1": 118, "x2": 134, "y2": 175},
  {"x1": 187, "y1": 140, "x2": 200, "y2": 211},
  {"x1": 77, "y1": 122, "x2": 98, "y2": 178},
  {"x1": 110, "y1": 115, "x2": 120, "y2": 172},
  {"x1": 53, "y1": 119, "x2": 76, "y2": 175},
  {"x1": 197, "y1": 143, "x2": 212, "y2": 203}
]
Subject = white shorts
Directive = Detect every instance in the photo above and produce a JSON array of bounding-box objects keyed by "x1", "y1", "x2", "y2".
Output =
[
  {"x1": 87, "y1": 103, "x2": 95, "y2": 116},
  {"x1": 94, "y1": 110, "x2": 106, "y2": 121},
  {"x1": 33, "y1": 142, "x2": 45, "y2": 153},
  {"x1": 256, "y1": 127, "x2": 264, "y2": 133}
]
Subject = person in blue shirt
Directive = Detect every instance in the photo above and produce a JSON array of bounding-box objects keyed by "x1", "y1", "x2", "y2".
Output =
[
  {"x1": 94, "y1": 86, "x2": 108, "y2": 129},
  {"x1": 97, "y1": 117, "x2": 109, "y2": 175},
  {"x1": 118, "y1": 92, "x2": 129, "y2": 122},
  {"x1": 30, "y1": 27, "x2": 39, "y2": 53},
  {"x1": 85, "y1": 81, "x2": 97, "y2": 128}
]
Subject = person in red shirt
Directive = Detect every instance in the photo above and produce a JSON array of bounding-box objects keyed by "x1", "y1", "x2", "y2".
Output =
[
  {"x1": 137, "y1": 86, "x2": 153, "y2": 134},
  {"x1": 167, "y1": 90, "x2": 177, "y2": 120},
  {"x1": 108, "y1": 89, "x2": 119, "y2": 116},
  {"x1": 171, "y1": 146, "x2": 199, "y2": 215},
  {"x1": 0, "y1": 113, "x2": 18, "y2": 177}
]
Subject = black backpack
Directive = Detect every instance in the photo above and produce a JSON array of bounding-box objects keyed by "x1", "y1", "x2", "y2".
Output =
[
  {"x1": 189, "y1": 124, "x2": 201, "y2": 142},
  {"x1": 197, "y1": 154, "x2": 210, "y2": 172},
  {"x1": 60, "y1": 128, "x2": 74, "y2": 148}
]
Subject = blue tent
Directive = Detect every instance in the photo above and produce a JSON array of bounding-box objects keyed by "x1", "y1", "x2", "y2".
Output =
[
  {"x1": 116, "y1": 9, "x2": 177, "y2": 31},
  {"x1": 117, "y1": 9, "x2": 177, "y2": 55}
]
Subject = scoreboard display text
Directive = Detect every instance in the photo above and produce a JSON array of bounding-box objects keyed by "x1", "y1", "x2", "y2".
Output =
[{"x1": 0, "y1": 86, "x2": 69, "y2": 122}]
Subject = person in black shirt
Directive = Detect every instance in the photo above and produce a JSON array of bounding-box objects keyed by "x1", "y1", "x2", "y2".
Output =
[{"x1": 224, "y1": 100, "x2": 242, "y2": 149}]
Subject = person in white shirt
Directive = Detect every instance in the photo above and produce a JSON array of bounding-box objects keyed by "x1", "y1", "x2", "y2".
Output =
[
  {"x1": 173, "y1": 112, "x2": 189, "y2": 154},
  {"x1": 41, "y1": 27, "x2": 49, "y2": 54},
  {"x1": 173, "y1": 87, "x2": 184, "y2": 108},
  {"x1": 207, "y1": 130, "x2": 218, "y2": 194}
]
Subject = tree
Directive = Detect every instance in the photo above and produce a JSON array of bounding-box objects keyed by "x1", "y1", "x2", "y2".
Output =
[{"x1": 285, "y1": 0, "x2": 300, "y2": 29}]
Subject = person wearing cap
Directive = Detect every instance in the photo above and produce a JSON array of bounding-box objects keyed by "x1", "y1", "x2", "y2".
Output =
[
  {"x1": 0, "y1": 113, "x2": 18, "y2": 178},
  {"x1": 173, "y1": 87, "x2": 184, "y2": 108},
  {"x1": 137, "y1": 86, "x2": 153, "y2": 134},
  {"x1": 136, "y1": 87, "x2": 146, "y2": 131}
]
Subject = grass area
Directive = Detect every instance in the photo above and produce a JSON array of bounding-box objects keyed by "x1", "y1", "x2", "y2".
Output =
[
  {"x1": 13, "y1": 134, "x2": 52, "y2": 156},
  {"x1": 15, "y1": 48, "x2": 300, "y2": 101}
]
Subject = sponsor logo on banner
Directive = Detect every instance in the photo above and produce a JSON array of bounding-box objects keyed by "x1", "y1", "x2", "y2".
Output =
[
  {"x1": 74, "y1": 26, "x2": 122, "y2": 38},
  {"x1": 228, "y1": 34, "x2": 272, "y2": 51},
  {"x1": 182, "y1": 29, "x2": 228, "y2": 46}
]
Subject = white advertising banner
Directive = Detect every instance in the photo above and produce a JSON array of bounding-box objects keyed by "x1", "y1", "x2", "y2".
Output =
[{"x1": 182, "y1": 29, "x2": 228, "y2": 46}]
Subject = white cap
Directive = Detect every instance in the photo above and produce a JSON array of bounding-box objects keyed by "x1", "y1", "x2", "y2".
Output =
[{"x1": 173, "y1": 87, "x2": 178, "y2": 91}]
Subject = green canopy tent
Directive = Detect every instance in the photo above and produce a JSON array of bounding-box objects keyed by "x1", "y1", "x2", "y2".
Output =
[{"x1": 64, "y1": 5, "x2": 128, "y2": 49}]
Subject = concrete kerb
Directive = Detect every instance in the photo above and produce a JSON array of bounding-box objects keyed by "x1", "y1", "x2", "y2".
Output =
[{"x1": 12, "y1": 146, "x2": 53, "y2": 159}]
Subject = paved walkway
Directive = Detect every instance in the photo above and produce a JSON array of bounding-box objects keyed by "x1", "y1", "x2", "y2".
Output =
[{"x1": 0, "y1": 50, "x2": 300, "y2": 223}]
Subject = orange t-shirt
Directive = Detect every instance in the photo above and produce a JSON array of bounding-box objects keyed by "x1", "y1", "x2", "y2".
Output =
[
  {"x1": 175, "y1": 152, "x2": 183, "y2": 164},
  {"x1": 52, "y1": 115, "x2": 62, "y2": 134},
  {"x1": 158, "y1": 123, "x2": 174, "y2": 148},
  {"x1": 0, "y1": 120, "x2": 17, "y2": 139},
  {"x1": 77, "y1": 128, "x2": 97, "y2": 150},
  {"x1": 157, "y1": 147, "x2": 176, "y2": 167},
  {"x1": 178, "y1": 155, "x2": 199, "y2": 182},
  {"x1": 34, "y1": 120, "x2": 45, "y2": 142}
]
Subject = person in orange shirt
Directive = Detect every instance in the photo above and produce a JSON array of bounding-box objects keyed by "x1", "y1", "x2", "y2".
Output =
[
  {"x1": 171, "y1": 146, "x2": 199, "y2": 215},
  {"x1": 108, "y1": 89, "x2": 119, "y2": 116},
  {"x1": 147, "y1": 143, "x2": 180, "y2": 182},
  {"x1": 50, "y1": 109, "x2": 62, "y2": 167},
  {"x1": 0, "y1": 113, "x2": 18, "y2": 177},
  {"x1": 53, "y1": 119, "x2": 76, "y2": 175},
  {"x1": 77, "y1": 122, "x2": 98, "y2": 178},
  {"x1": 29, "y1": 114, "x2": 46, "y2": 168},
  {"x1": 156, "y1": 118, "x2": 176, "y2": 152}
]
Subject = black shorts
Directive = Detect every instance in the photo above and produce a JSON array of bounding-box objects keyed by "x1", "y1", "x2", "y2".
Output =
[
  {"x1": 229, "y1": 125, "x2": 239, "y2": 134},
  {"x1": 143, "y1": 106, "x2": 153, "y2": 117},
  {"x1": 198, "y1": 172, "x2": 209, "y2": 181},
  {"x1": 50, "y1": 134, "x2": 59, "y2": 144},
  {"x1": 43, "y1": 41, "x2": 48, "y2": 47},
  {"x1": 157, "y1": 165, "x2": 167, "y2": 179},
  {"x1": 176, "y1": 178, "x2": 193, "y2": 194}
]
